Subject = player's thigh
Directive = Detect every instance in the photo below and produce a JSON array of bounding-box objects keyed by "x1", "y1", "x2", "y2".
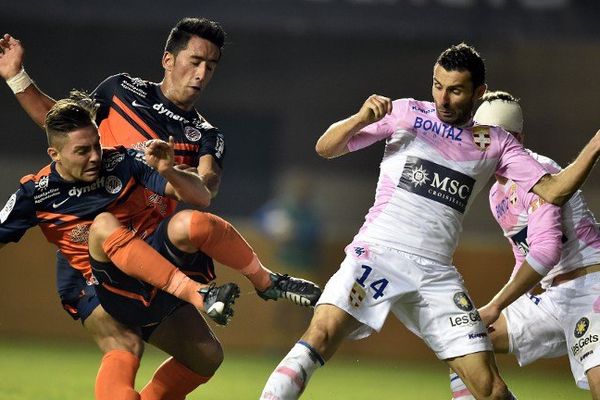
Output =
[
  {"x1": 148, "y1": 303, "x2": 222, "y2": 376},
  {"x1": 83, "y1": 305, "x2": 144, "y2": 358},
  {"x1": 502, "y1": 293, "x2": 565, "y2": 365},
  {"x1": 405, "y1": 264, "x2": 491, "y2": 360},
  {"x1": 301, "y1": 303, "x2": 363, "y2": 361}
]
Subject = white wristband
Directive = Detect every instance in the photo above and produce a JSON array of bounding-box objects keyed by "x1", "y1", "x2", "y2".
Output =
[{"x1": 6, "y1": 68, "x2": 33, "y2": 94}]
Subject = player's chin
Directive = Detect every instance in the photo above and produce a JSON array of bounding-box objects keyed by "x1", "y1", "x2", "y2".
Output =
[{"x1": 81, "y1": 170, "x2": 100, "y2": 182}]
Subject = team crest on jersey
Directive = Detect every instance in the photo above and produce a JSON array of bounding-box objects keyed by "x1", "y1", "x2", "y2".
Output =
[
  {"x1": 0, "y1": 193, "x2": 17, "y2": 224},
  {"x1": 103, "y1": 153, "x2": 125, "y2": 172},
  {"x1": 509, "y1": 183, "x2": 518, "y2": 205},
  {"x1": 105, "y1": 176, "x2": 123, "y2": 194},
  {"x1": 184, "y1": 126, "x2": 202, "y2": 142},
  {"x1": 528, "y1": 197, "x2": 546, "y2": 213},
  {"x1": 349, "y1": 282, "x2": 366, "y2": 308},
  {"x1": 472, "y1": 126, "x2": 491, "y2": 151},
  {"x1": 575, "y1": 317, "x2": 590, "y2": 338},
  {"x1": 70, "y1": 224, "x2": 90, "y2": 244},
  {"x1": 453, "y1": 292, "x2": 474, "y2": 312}
]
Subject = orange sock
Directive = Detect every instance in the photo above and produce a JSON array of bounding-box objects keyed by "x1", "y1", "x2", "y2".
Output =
[
  {"x1": 140, "y1": 357, "x2": 211, "y2": 400},
  {"x1": 96, "y1": 350, "x2": 141, "y2": 400},
  {"x1": 189, "y1": 212, "x2": 272, "y2": 290},
  {"x1": 102, "y1": 227, "x2": 205, "y2": 309}
]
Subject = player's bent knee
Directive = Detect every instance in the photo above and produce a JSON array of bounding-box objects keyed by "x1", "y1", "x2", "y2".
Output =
[
  {"x1": 183, "y1": 339, "x2": 224, "y2": 375},
  {"x1": 89, "y1": 212, "x2": 122, "y2": 243},
  {"x1": 84, "y1": 307, "x2": 145, "y2": 357}
]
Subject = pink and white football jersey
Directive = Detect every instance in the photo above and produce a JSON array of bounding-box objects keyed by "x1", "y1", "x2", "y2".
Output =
[
  {"x1": 489, "y1": 151, "x2": 600, "y2": 288},
  {"x1": 346, "y1": 98, "x2": 547, "y2": 264}
]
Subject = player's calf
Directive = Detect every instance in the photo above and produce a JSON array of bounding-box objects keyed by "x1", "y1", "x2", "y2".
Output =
[{"x1": 257, "y1": 273, "x2": 322, "y2": 307}]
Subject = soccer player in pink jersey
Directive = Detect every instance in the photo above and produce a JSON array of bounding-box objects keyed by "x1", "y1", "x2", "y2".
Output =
[
  {"x1": 448, "y1": 91, "x2": 600, "y2": 399},
  {"x1": 260, "y1": 43, "x2": 600, "y2": 400}
]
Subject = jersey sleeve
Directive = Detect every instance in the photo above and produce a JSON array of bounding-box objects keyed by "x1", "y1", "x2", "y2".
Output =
[
  {"x1": 91, "y1": 74, "x2": 124, "y2": 124},
  {"x1": 347, "y1": 99, "x2": 410, "y2": 152},
  {"x1": 0, "y1": 184, "x2": 37, "y2": 243},
  {"x1": 198, "y1": 127, "x2": 225, "y2": 169},
  {"x1": 495, "y1": 132, "x2": 547, "y2": 193},
  {"x1": 125, "y1": 149, "x2": 168, "y2": 195},
  {"x1": 522, "y1": 192, "x2": 563, "y2": 276}
]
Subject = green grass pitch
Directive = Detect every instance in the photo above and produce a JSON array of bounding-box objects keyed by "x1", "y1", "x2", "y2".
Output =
[{"x1": 0, "y1": 338, "x2": 589, "y2": 399}]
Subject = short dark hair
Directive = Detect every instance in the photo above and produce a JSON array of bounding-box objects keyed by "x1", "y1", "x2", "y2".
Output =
[
  {"x1": 45, "y1": 90, "x2": 97, "y2": 148},
  {"x1": 481, "y1": 90, "x2": 519, "y2": 104},
  {"x1": 436, "y1": 43, "x2": 486, "y2": 89},
  {"x1": 164, "y1": 17, "x2": 226, "y2": 57}
]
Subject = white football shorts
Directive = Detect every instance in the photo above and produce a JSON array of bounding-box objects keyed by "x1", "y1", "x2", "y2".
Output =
[
  {"x1": 316, "y1": 241, "x2": 492, "y2": 360},
  {"x1": 504, "y1": 271, "x2": 600, "y2": 389}
]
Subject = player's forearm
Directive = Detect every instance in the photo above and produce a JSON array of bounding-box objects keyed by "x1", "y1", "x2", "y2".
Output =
[
  {"x1": 486, "y1": 262, "x2": 543, "y2": 312},
  {"x1": 201, "y1": 171, "x2": 220, "y2": 198},
  {"x1": 532, "y1": 131, "x2": 600, "y2": 206},
  {"x1": 315, "y1": 114, "x2": 367, "y2": 159},
  {"x1": 14, "y1": 83, "x2": 56, "y2": 128},
  {"x1": 163, "y1": 168, "x2": 211, "y2": 207}
]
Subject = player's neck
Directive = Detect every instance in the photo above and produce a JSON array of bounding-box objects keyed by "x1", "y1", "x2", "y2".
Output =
[{"x1": 159, "y1": 80, "x2": 195, "y2": 112}]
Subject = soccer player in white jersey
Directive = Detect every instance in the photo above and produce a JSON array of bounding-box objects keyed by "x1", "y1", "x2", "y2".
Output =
[
  {"x1": 448, "y1": 91, "x2": 600, "y2": 400},
  {"x1": 260, "y1": 43, "x2": 600, "y2": 400}
]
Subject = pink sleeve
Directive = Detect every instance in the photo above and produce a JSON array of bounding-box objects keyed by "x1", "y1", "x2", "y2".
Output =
[
  {"x1": 522, "y1": 192, "x2": 563, "y2": 276},
  {"x1": 495, "y1": 133, "x2": 547, "y2": 193},
  {"x1": 347, "y1": 99, "x2": 410, "y2": 152}
]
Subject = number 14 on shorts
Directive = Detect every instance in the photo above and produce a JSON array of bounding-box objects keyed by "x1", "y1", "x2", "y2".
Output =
[{"x1": 350, "y1": 265, "x2": 389, "y2": 308}]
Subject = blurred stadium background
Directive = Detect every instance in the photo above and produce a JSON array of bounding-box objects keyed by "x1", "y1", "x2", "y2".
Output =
[{"x1": 0, "y1": 1, "x2": 599, "y2": 398}]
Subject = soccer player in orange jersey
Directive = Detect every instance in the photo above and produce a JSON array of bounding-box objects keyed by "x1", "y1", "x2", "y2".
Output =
[{"x1": 0, "y1": 19, "x2": 321, "y2": 399}]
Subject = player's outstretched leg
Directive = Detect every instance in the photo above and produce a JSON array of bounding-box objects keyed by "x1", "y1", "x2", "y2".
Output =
[
  {"x1": 261, "y1": 304, "x2": 360, "y2": 399},
  {"x1": 89, "y1": 212, "x2": 240, "y2": 324},
  {"x1": 172, "y1": 210, "x2": 322, "y2": 306},
  {"x1": 257, "y1": 273, "x2": 322, "y2": 307}
]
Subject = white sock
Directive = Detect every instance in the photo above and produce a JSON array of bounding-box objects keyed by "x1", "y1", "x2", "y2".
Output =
[
  {"x1": 450, "y1": 372, "x2": 475, "y2": 400},
  {"x1": 449, "y1": 372, "x2": 518, "y2": 400},
  {"x1": 260, "y1": 340, "x2": 325, "y2": 400}
]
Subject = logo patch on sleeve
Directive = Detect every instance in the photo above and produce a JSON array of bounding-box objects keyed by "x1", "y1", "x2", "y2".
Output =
[
  {"x1": 0, "y1": 193, "x2": 17, "y2": 224},
  {"x1": 472, "y1": 126, "x2": 491, "y2": 151}
]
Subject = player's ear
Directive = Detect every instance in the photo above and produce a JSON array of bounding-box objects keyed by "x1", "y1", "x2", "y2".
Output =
[
  {"x1": 47, "y1": 147, "x2": 60, "y2": 162},
  {"x1": 162, "y1": 51, "x2": 174, "y2": 71},
  {"x1": 474, "y1": 83, "x2": 487, "y2": 100}
]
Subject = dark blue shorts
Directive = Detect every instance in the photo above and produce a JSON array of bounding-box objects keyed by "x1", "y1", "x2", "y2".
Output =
[
  {"x1": 57, "y1": 214, "x2": 215, "y2": 332},
  {"x1": 56, "y1": 252, "x2": 100, "y2": 322},
  {"x1": 90, "y1": 215, "x2": 215, "y2": 328}
]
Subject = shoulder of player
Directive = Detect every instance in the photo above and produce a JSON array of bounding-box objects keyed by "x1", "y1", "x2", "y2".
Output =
[
  {"x1": 18, "y1": 164, "x2": 53, "y2": 190},
  {"x1": 525, "y1": 149, "x2": 562, "y2": 173}
]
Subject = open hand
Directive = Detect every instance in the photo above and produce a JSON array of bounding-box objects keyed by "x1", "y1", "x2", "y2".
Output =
[
  {"x1": 145, "y1": 136, "x2": 175, "y2": 174},
  {"x1": 0, "y1": 34, "x2": 25, "y2": 80}
]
